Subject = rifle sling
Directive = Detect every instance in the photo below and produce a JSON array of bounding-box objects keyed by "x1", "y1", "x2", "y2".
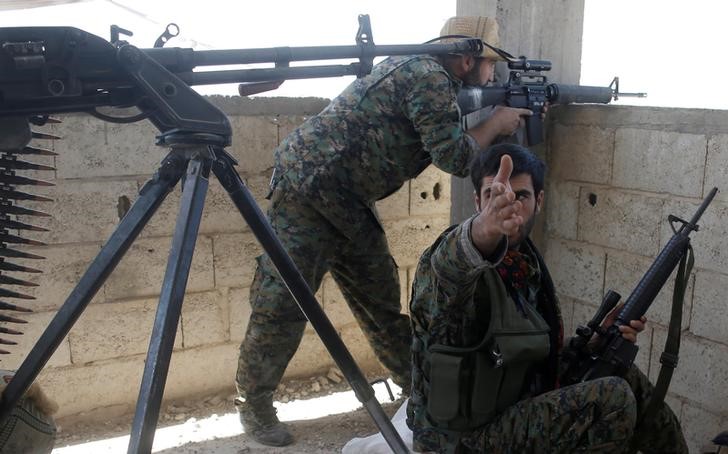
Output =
[{"x1": 640, "y1": 244, "x2": 694, "y2": 422}]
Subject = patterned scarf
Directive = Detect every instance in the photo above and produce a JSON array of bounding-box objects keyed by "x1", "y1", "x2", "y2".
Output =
[{"x1": 496, "y1": 247, "x2": 542, "y2": 314}]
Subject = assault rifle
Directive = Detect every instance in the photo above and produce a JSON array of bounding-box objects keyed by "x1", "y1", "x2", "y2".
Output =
[
  {"x1": 560, "y1": 187, "x2": 718, "y2": 386},
  {"x1": 0, "y1": 16, "x2": 484, "y2": 454},
  {"x1": 457, "y1": 54, "x2": 646, "y2": 145}
]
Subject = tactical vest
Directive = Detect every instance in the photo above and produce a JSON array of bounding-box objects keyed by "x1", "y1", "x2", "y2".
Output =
[{"x1": 423, "y1": 267, "x2": 551, "y2": 431}]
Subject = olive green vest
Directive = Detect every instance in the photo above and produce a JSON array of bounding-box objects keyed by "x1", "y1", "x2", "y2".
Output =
[{"x1": 424, "y1": 266, "x2": 551, "y2": 431}]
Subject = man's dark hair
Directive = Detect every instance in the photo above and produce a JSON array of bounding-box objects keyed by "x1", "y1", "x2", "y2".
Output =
[{"x1": 470, "y1": 143, "x2": 546, "y2": 195}]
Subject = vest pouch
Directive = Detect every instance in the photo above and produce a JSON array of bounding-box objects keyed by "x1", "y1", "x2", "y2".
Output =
[
  {"x1": 427, "y1": 352, "x2": 464, "y2": 423},
  {"x1": 469, "y1": 350, "x2": 504, "y2": 423},
  {"x1": 427, "y1": 337, "x2": 504, "y2": 430},
  {"x1": 491, "y1": 331, "x2": 550, "y2": 412}
]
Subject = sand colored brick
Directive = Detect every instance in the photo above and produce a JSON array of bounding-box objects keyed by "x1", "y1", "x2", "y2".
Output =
[
  {"x1": 549, "y1": 124, "x2": 614, "y2": 184},
  {"x1": 543, "y1": 239, "x2": 605, "y2": 303},
  {"x1": 613, "y1": 128, "x2": 706, "y2": 198},
  {"x1": 577, "y1": 188, "x2": 663, "y2": 255},
  {"x1": 104, "y1": 236, "x2": 214, "y2": 300},
  {"x1": 69, "y1": 298, "x2": 183, "y2": 364},
  {"x1": 1, "y1": 311, "x2": 72, "y2": 370},
  {"x1": 410, "y1": 166, "x2": 451, "y2": 217},
  {"x1": 211, "y1": 232, "x2": 262, "y2": 288}
]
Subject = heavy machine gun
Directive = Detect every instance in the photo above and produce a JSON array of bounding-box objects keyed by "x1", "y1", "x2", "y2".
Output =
[{"x1": 0, "y1": 16, "x2": 483, "y2": 454}]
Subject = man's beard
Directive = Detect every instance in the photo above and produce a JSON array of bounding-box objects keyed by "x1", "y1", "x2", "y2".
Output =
[{"x1": 509, "y1": 212, "x2": 537, "y2": 248}]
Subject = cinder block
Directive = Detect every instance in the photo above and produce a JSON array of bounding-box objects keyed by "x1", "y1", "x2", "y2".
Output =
[
  {"x1": 375, "y1": 183, "x2": 409, "y2": 221},
  {"x1": 577, "y1": 188, "x2": 663, "y2": 255},
  {"x1": 1, "y1": 310, "x2": 72, "y2": 370},
  {"x1": 165, "y1": 343, "x2": 239, "y2": 400},
  {"x1": 399, "y1": 269, "x2": 409, "y2": 314},
  {"x1": 227, "y1": 116, "x2": 279, "y2": 175},
  {"x1": 181, "y1": 291, "x2": 229, "y2": 348},
  {"x1": 679, "y1": 402, "x2": 726, "y2": 454},
  {"x1": 661, "y1": 198, "x2": 728, "y2": 275},
  {"x1": 339, "y1": 323, "x2": 380, "y2": 373},
  {"x1": 706, "y1": 135, "x2": 728, "y2": 203},
  {"x1": 241, "y1": 174, "x2": 274, "y2": 210},
  {"x1": 6, "y1": 243, "x2": 103, "y2": 312},
  {"x1": 104, "y1": 236, "x2": 214, "y2": 300},
  {"x1": 322, "y1": 276, "x2": 357, "y2": 329},
  {"x1": 70, "y1": 298, "x2": 182, "y2": 364},
  {"x1": 410, "y1": 166, "x2": 451, "y2": 217},
  {"x1": 38, "y1": 355, "x2": 147, "y2": 418},
  {"x1": 544, "y1": 181, "x2": 580, "y2": 241},
  {"x1": 212, "y1": 232, "x2": 262, "y2": 288},
  {"x1": 604, "y1": 250, "x2": 693, "y2": 330},
  {"x1": 691, "y1": 270, "x2": 728, "y2": 345},
  {"x1": 276, "y1": 115, "x2": 310, "y2": 143},
  {"x1": 613, "y1": 128, "x2": 706, "y2": 197},
  {"x1": 649, "y1": 328, "x2": 728, "y2": 415},
  {"x1": 229, "y1": 287, "x2": 251, "y2": 343},
  {"x1": 17, "y1": 179, "x2": 140, "y2": 245},
  {"x1": 543, "y1": 239, "x2": 605, "y2": 303},
  {"x1": 563, "y1": 295, "x2": 586, "y2": 342},
  {"x1": 384, "y1": 216, "x2": 450, "y2": 268},
  {"x1": 549, "y1": 124, "x2": 614, "y2": 184},
  {"x1": 53, "y1": 115, "x2": 164, "y2": 179}
]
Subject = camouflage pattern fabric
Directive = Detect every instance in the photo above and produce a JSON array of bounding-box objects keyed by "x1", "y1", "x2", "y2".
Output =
[
  {"x1": 273, "y1": 55, "x2": 478, "y2": 203},
  {"x1": 236, "y1": 178, "x2": 410, "y2": 400},
  {"x1": 408, "y1": 218, "x2": 687, "y2": 453},
  {"x1": 236, "y1": 54, "x2": 479, "y2": 404}
]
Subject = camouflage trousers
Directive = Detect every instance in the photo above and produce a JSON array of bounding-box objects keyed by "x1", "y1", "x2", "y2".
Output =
[
  {"x1": 235, "y1": 179, "x2": 412, "y2": 404},
  {"x1": 459, "y1": 365, "x2": 687, "y2": 454}
]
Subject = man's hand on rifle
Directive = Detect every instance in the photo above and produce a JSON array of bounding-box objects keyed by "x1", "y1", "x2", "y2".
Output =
[
  {"x1": 491, "y1": 106, "x2": 533, "y2": 136},
  {"x1": 602, "y1": 303, "x2": 648, "y2": 344}
]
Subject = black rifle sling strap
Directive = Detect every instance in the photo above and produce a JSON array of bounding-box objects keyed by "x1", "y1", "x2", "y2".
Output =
[{"x1": 641, "y1": 243, "x2": 694, "y2": 421}]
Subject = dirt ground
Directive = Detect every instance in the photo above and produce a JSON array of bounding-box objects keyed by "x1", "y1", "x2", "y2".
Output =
[{"x1": 53, "y1": 370, "x2": 402, "y2": 453}]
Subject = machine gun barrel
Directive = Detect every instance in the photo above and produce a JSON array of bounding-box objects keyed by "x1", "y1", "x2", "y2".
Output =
[{"x1": 145, "y1": 42, "x2": 481, "y2": 71}]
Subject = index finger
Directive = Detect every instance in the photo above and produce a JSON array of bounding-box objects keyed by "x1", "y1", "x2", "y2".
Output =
[
  {"x1": 493, "y1": 154, "x2": 513, "y2": 186},
  {"x1": 516, "y1": 108, "x2": 534, "y2": 116}
]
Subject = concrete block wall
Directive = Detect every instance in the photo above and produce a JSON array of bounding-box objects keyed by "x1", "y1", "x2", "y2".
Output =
[
  {"x1": 545, "y1": 104, "x2": 728, "y2": 453},
  {"x1": 3, "y1": 96, "x2": 453, "y2": 421}
]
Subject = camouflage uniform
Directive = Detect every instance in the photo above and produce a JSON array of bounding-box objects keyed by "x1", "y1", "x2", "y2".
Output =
[
  {"x1": 236, "y1": 55, "x2": 480, "y2": 406},
  {"x1": 408, "y1": 218, "x2": 688, "y2": 453}
]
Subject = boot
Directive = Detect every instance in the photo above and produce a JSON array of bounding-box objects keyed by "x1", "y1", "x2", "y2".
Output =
[{"x1": 235, "y1": 397, "x2": 293, "y2": 447}]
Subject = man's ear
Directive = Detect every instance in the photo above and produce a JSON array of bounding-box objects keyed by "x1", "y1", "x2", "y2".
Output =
[
  {"x1": 451, "y1": 54, "x2": 476, "y2": 80},
  {"x1": 474, "y1": 190, "x2": 481, "y2": 213},
  {"x1": 460, "y1": 54, "x2": 476, "y2": 73},
  {"x1": 535, "y1": 190, "x2": 545, "y2": 214}
]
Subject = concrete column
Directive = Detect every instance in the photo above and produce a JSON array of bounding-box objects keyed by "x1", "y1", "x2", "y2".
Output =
[{"x1": 451, "y1": 0, "x2": 586, "y2": 224}]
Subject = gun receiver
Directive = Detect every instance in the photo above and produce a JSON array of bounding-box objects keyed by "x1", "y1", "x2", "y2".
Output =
[
  {"x1": 560, "y1": 188, "x2": 718, "y2": 385},
  {"x1": 457, "y1": 53, "x2": 647, "y2": 146},
  {"x1": 0, "y1": 15, "x2": 483, "y2": 120}
]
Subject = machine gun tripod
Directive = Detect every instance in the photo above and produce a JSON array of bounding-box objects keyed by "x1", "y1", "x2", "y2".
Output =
[{"x1": 0, "y1": 16, "x2": 485, "y2": 453}]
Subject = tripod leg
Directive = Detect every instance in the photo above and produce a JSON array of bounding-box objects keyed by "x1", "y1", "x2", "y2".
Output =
[
  {"x1": 212, "y1": 153, "x2": 409, "y2": 454},
  {"x1": 127, "y1": 155, "x2": 211, "y2": 454},
  {"x1": 0, "y1": 152, "x2": 187, "y2": 425}
]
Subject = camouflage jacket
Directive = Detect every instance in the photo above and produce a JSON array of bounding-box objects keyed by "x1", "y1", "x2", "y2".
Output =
[
  {"x1": 407, "y1": 218, "x2": 563, "y2": 452},
  {"x1": 272, "y1": 55, "x2": 479, "y2": 202}
]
